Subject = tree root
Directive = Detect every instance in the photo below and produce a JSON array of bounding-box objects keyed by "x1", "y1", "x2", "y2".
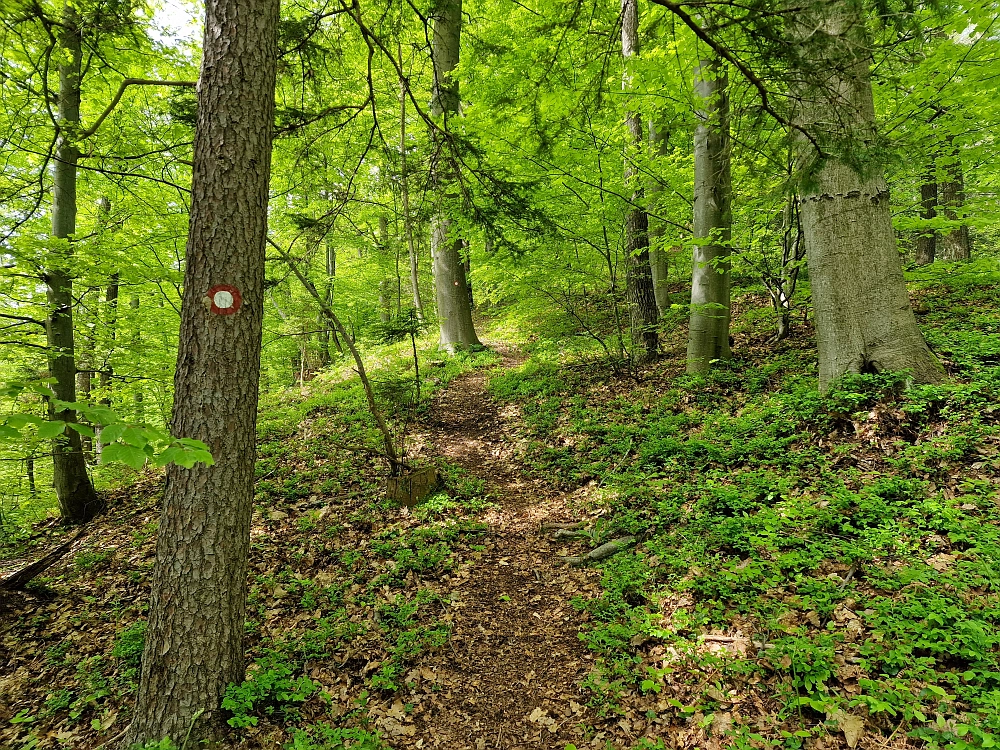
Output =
[{"x1": 558, "y1": 535, "x2": 636, "y2": 566}]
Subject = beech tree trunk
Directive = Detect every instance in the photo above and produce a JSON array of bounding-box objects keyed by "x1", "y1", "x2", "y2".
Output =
[
  {"x1": 647, "y1": 122, "x2": 671, "y2": 316},
  {"x1": 791, "y1": 1, "x2": 942, "y2": 391},
  {"x1": 938, "y1": 139, "x2": 971, "y2": 261},
  {"x1": 686, "y1": 54, "x2": 732, "y2": 374},
  {"x1": 430, "y1": 0, "x2": 481, "y2": 351},
  {"x1": 48, "y1": 2, "x2": 100, "y2": 523},
  {"x1": 914, "y1": 173, "x2": 937, "y2": 266},
  {"x1": 126, "y1": 0, "x2": 279, "y2": 744},
  {"x1": 622, "y1": 0, "x2": 659, "y2": 362}
]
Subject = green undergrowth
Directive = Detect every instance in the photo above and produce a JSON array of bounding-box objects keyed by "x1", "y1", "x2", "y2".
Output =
[
  {"x1": 220, "y1": 340, "x2": 497, "y2": 746},
  {"x1": 493, "y1": 267, "x2": 1000, "y2": 749},
  {"x1": 2, "y1": 338, "x2": 498, "y2": 750}
]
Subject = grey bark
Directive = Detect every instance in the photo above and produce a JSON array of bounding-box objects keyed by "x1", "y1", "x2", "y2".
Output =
[
  {"x1": 938, "y1": 139, "x2": 971, "y2": 261},
  {"x1": 47, "y1": 2, "x2": 100, "y2": 523},
  {"x1": 915, "y1": 173, "x2": 936, "y2": 266},
  {"x1": 622, "y1": 0, "x2": 659, "y2": 363},
  {"x1": 647, "y1": 122, "x2": 672, "y2": 316},
  {"x1": 430, "y1": 0, "x2": 481, "y2": 351},
  {"x1": 125, "y1": 0, "x2": 279, "y2": 744},
  {"x1": 686, "y1": 54, "x2": 732, "y2": 374},
  {"x1": 791, "y1": 1, "x2": 943, "y2": 391}
]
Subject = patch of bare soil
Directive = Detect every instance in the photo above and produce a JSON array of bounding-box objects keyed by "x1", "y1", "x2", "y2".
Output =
[{"x1": 401, "y1": 345, "x2": 615, "y2": 750}]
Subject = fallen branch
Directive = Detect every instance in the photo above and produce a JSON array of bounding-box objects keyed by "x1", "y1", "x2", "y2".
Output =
[
  {"x1": 1, "y1": 527, "x2": 85, "y2": 591},
  {"x1": 558, "y1": 535, "x2": 636, "y2": 566}
]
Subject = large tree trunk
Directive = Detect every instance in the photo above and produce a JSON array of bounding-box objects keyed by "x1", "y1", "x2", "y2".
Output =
[
  {"x1": 647, "y1": 122, "x2": 672, "y2": 317},
  {"x1": 938, "y1": 138, "x2": 971, "y2": 261},
  {"x1": 792, "y1": 1, "x2": 942, "y2": 391},
  {"x1": 125, "y1": 0, "x2": 279, "y2": 744},
  {"x1": 622, "y1": 0, "x2": 659, "y2": 363},
  {"x1": 686, "y1": 54, "x2": 732, "y2": 374},
  {"x1": 430, "y1": 0, "x2": 481, "y2": 351},
  {"x1": 914, "y1": 172, "x2": 937, "y2": 266},
  {"x1": 48, "y1": 2, "x2": 100, "y2": 523}
]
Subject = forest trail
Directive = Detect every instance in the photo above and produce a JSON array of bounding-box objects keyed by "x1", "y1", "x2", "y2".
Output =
[{"x1": 405, "y1": 345, "x2": 609, "y2": 750}]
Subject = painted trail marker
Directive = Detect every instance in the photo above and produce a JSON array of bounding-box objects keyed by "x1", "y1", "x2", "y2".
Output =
[{"x1": 206, "y1": 284, "x2": 242, "y2": 315}]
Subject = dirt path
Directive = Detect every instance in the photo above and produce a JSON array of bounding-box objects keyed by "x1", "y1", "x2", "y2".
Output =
[{"x1": 407, "y1": 346, "x2": 611, "y2": 750}]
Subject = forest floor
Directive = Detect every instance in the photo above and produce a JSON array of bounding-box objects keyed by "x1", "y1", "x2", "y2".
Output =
[
  {"x1": 3, "y1": 265, "x2": 1000, "y2": 750},
  {"x1": 396, "y1": 344, "x2": 616, "y2": 749}
]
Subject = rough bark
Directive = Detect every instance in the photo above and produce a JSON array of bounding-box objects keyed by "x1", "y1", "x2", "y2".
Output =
[
  {"x1": 686, "y1": 54, "x2": 732, "y2": 374},
  {"x1": 47, "y1": 2, "x2": 100, "y2": 523},
  {"x1": 647, "y1": 122, "x2": 672, "y2": 316},
  {"x1": 938, "y1": 139, "x2": 971, "y2": 261},
  {"x1": 914, "y1": 173, "x2": 937, "y2": 266},
  {"x1": 791, "y1": 1, "x2": 943, "y2": 391},
  {"x1": 622, "y1": 0, "x2": 659, "y2": 363},
  {"x1": 430, "y1": 0, "x2": 481, "y2": 351},
  {"x1": 125, "y1": 0, "x2": 279, "y2": 744}
]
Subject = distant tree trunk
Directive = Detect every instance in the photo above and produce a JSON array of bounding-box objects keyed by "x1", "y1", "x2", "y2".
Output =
[
  {"x1": 914, "y1": 173, "x2": 936, "y2": 266},
  {"x1": 773, "y1": 195, "x2": 804, "y2": 341},
  {"x1": 400, "y1": 72, "x2": 425, "y2": 322},
  {"x1": 647, "y1": 122, "x2": 672, "y2": 316},
  {"x1": 94, "y1": 260, "x2": 119, "y2": 460},
  {"x1": 430, "y1": 0, "x2": 481, "y2": 351},
  {"x1": 47, "y1": 2, "x2": 100, "y2": 523},
  {"x1": 622, "y1": 0, "x2": 659, "y2": 363},
  {"x1": 323, "y1": 241, "x2": 342, "y2": 355},
  {"x1": 686, "y1": 54, "x2": 732, "y2": 374},
  {"x1": 938, "y1": 139, "x2": 971, "y2": 261},
  {"x1": 125, "y1": 0, "x2": 279, "y2": 744},
  {"x1": 791, "y1": 1, "x2": 942, "y2": 391},
  {"x1": 379, "y1": 216, "x2": 393, "y2": 323},
  {"x1": 76, "y1": 327, "x2": 93, "y2": 460},
  {"x1": 26, "y1": 456, "x2": 37, "y2": 499}
]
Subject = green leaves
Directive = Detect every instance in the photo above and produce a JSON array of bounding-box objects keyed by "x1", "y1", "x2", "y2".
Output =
[{"x1": 0, "y1": 379, "x2": 214, "y2": 471}]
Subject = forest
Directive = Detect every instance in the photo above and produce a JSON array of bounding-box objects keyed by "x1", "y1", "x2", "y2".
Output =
[{"x1": 0, "y1": 0, "x2": 998, "y2": 748}]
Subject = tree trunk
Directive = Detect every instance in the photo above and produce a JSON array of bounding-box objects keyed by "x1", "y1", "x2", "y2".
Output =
[
  {"x1": 647, "y1": 122, "x2": 671, "y2": 316},
  {"x1": 94, "y1": 268, "x2": 119, "y2": 460},
  {"x1": 914, "y1": 172, "x2": 937, "y2": 266},
  {"x1": 378, "y1": 216, "x2": 392, "y2": 323},
  {"x1": 126, "y1": 0, "x2": 279, "y2": 744},
  {"x1": 686, "y1": 54, "x2": 732, "y2": 374},
  {"x1": 938, "y1": 138, "x2": 971, "y2": 261},
  {"x1": 622, "y1": 0, "x2": 659, "y2": 363},
  {"x1": 430, "y1": 0, "x2": 481, "y2": 351},
  {"x1": 47, "y1": 2, "x2": 100, "y2": 523},
  {"x1": 26, "y1": 456, "x2": 36, "y2": 499},
  {"x1": 400, "y1": 72, "x2": 425, "y2": 321},
  {"x1": 791, "y1": 1, "x2": 943, "y2": 391}
]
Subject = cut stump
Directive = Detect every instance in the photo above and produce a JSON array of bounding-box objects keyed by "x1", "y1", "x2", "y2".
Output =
[{"x1": 386, "y1": 467, "x2": 440, "y2": 507}]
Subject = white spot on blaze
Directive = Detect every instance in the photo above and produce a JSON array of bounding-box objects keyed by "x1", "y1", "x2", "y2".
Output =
[{"x1": 213, "y1": 290, "x2": 234, "y2": 309}]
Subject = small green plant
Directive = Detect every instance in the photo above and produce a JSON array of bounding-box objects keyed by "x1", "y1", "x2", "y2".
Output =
[
  {"x1": 112, "y1": 621, "x2": 146, "y2": 668},
  {"x1": 223, "y1": 655, "x2": 321, "y2": 728}
]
